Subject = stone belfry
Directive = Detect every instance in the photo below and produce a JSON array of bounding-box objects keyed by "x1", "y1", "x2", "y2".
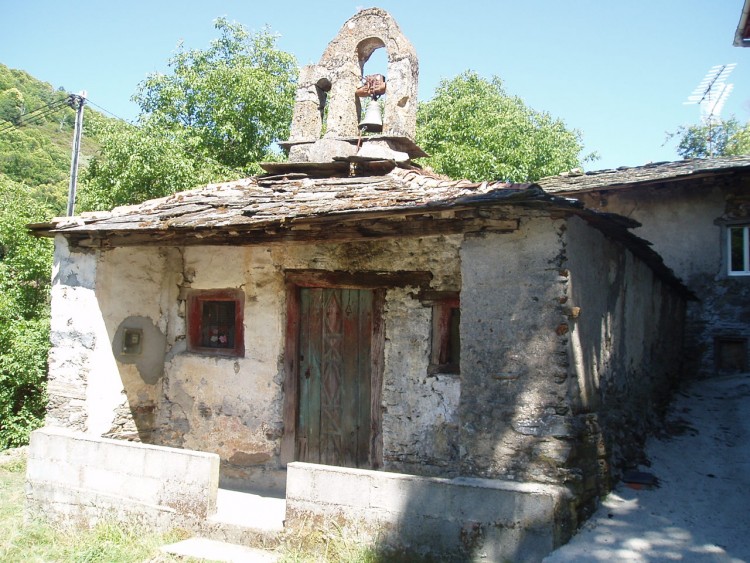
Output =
[{"x1": 273, "y1": 8, "x2": 426, "y2": 172}]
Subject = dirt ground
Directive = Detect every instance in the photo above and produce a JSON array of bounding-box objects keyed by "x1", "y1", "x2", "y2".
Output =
[{"x1": 544, "y1": 373, "x2": 750, "y2": 563}]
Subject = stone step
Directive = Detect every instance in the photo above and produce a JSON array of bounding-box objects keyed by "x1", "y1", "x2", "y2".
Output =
[{"x1": 160, "y1": 537, "x2": 279, "y2": 562}]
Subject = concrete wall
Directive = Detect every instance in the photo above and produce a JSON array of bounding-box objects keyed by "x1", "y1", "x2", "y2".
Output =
[
  {"x1": 285, "y1": 461, "x2": 574, "y2": 562},
  {"x1": 577, "y1": 182, "x2": 749, "y2": 376},
  {"x1": 26, "y1": 426, "x2": 219, "y2": 527}
]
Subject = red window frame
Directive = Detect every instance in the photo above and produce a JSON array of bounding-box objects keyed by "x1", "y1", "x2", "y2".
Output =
[
  {"x1": 187, "y1": 289, "x2": 245, "y2": 357},
  {"x1": 428, "y1": 293, "x2": 460, "y2": 375}
]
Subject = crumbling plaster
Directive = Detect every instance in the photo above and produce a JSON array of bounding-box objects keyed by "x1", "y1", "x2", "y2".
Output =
[
  {"x1": 46, "y1": 212, "x2": 685, "y2": 504},
  {"x1": 49, "y1": 233, "x2": 466, "y2": 489}
]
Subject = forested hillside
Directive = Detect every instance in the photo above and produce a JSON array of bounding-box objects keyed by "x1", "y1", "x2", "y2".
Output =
[
  {"x1": 0, "y1": 63, "x2": 110, "y2": 214},
  {"x1": 0, "y1": 63, "x2": 113, "y2": 447}
]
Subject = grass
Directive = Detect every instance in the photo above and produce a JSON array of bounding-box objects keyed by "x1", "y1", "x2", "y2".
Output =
[
  {"x1": 0, "y1": 454, "x2": 189, "y2": 562},
  {"x1": 0, "y1": 450, "x2": 434, "y2": 562}
]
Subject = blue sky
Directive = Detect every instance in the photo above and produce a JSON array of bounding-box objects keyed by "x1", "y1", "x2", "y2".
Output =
[{"x1": 2, "y1": 1, "x2": 748, "y2": 171}]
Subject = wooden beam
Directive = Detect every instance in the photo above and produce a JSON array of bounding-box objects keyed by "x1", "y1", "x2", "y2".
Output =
[{"x1": 284, "y1": 269, "x2": 433, "y2": 289}]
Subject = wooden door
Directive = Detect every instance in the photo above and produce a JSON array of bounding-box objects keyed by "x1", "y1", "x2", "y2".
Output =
[{"x1": 296, "y1": 288, "x2": 373, "y2": 468}]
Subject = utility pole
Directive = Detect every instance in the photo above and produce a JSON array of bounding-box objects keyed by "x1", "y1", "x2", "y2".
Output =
[{"x1": 66, "y1": 91, "x2": 86, "y2": 217}]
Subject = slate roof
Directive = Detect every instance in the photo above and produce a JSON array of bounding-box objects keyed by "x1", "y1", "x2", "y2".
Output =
[
  {"x1": 29, "y1": 164, "x2": 693, "y2": 298},
  {"x1": 30, "y1": 166, "x2": 563, "y2": 242},
  {"x1": 537, "y1": 155, "x2": 750, "y2": 195}
]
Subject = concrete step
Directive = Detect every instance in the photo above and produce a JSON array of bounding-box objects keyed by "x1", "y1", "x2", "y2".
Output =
[
  {"x1": 160, "y1": 537, "x2": 279, "y2": 562},
  {"x1": 195, "y1": 488, "x2": 286, "y2": 548},
  {"x1": 210, "y1": 488, "x2": 286, "y2": 531}
]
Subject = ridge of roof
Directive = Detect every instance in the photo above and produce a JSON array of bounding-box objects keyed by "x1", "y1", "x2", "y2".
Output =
[{"x1": 537, "y1": 155, "x2": 750, "y2": 194}]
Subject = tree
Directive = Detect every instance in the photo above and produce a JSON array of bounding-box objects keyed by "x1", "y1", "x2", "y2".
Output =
[
  {"x1": 0, "y1": 88, "x2": 24, "y2": 125},
  {"x1": 79, "y1": 119, "x2": 231, "y2": 211},
  {"x1": 135, "y1": 18, "x2": 297, "y2": 168},
  {"x1": 416, "y1": 71, "x2": 591, "y2": 182},
  {"x1": 80, "y1": 18, "x2": 297, "y2": 211},
  {"x1": 671, "y1": 117, "x2": 750, "y2": 159},
  {"x1": 0, "y1": 175, "x2": 53, "y2": 448}
]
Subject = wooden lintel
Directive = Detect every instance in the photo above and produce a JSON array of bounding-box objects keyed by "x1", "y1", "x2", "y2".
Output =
[
  {"x1": 418, "y1": 289, "x2": 461, "y2": 303},
  {"x1": 62, "y1": 214, "x2": 521, "y2": 249},
  {"x1": 285, "y1": 269, "x2": 433, "y2": 289}
]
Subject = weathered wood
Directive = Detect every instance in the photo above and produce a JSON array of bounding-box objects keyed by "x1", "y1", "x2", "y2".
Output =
[
  {"x1": 296, "y1": 288, "x2": 375, "y2": 468},
  {"x1": 285, "y1": 269, "x2": 433, "y2": 290},
  {"x1": 357, "y1": 290, "x2": 373, "y2": 467},
  {"x1": 186, "y1": 289, "x2": 244, "y2": 357},
  {"x1": 59, "y1": 215, "x2": 521, "y2": 248},
  {"x1": 369, "y1": 289, "x2": 385, "y2": 468},
  {"x1": 280, "y1": 283, "x2": 299, "y2": 466}
]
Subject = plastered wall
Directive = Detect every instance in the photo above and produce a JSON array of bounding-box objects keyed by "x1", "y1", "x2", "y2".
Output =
[
  {"x1": 459, "y1": 219, "x2": 570, "y2": 483},
  {"x1": 47, "y1": 216, "x2": 685, "y2": 501},
  {"x1": 577, "y1": 183, "x2": 748, "y2": 376},
  {"x1": 49, "y1": 234, "x2": 464, "y2": 490},
  {"x1": 563, "y1": 215, "x2": 685, "y2": 515}
]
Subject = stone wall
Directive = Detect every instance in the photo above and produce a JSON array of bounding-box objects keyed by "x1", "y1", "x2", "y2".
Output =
[
  {"x1": 576, "y1": 180, "x2": 748, "y2": 377},
  {"x1": 459, "y1": 219, "x2": 573, "y2": 485},
  {"x1": 563, "y1": 215, "x2": 685, "y2": 514},
  {"x1": 381, "y1": 287, "x2": 461, "y2": 475},
  {"x1": 457, "y1": 216, "x2": 686, "y2": 518},
  {"x1": 47, "y1": 214, "x2": 686, "y2": 503},
  {"x1": 48, "y1": 234, "x2": 464, "y2": 490}
]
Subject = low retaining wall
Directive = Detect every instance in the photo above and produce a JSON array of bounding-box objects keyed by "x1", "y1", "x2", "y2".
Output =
[
  {"x1": 285, "y1": 462, "x2": 575, "y2": 561},
  {"x1": 26, "y1": 427, "x2": 220, "y2": 528}
]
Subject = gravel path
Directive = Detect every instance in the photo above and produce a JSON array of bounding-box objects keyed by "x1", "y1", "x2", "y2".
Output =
[{"x1": 544, "y1": 373, "x2": 750, "y2": 563}]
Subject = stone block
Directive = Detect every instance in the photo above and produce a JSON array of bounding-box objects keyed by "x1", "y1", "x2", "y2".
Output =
[
  {"x1": 307, "y1": 138, "x2": 357, "y2": 163},
  {"x1": 355, "y1": 142, "x2": 409, "y2": 163}
]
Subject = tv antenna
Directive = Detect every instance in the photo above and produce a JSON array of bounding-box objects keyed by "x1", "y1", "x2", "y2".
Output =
[{"x1": 684, "y1": 64, "x2": 736, "y2": 156}]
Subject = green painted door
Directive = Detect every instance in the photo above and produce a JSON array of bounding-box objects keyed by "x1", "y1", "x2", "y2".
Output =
[{"x1": 297, "y1": 288, "x2": 373, "y2": 468}]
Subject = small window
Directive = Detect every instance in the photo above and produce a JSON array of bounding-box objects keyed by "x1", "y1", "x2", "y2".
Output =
[
  {"x1": 428, "y1": 293, "x2": 460, "y2": 374},
  {"x1": 728, "y1": 225, "x2": 750, "y2": 275},
  {"x1": 187, "y1": 289, "x2": 244, "y2": 357},
  {"x1": 715, "y1": 337, "x2": 747, "y2": 373}
]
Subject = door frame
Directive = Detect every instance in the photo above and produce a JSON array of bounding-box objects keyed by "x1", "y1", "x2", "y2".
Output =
[{"x1": 280, "y1": 269, "x2": 432, "y2": 468}]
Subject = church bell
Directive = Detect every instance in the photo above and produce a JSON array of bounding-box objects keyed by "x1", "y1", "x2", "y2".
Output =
[{"x1": 359, "y1": 102, "x2": 383, "y2": 133}]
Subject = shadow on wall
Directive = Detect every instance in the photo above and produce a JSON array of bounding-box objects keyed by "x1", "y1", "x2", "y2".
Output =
[
  {"x1": 108, "y1": 315, "x2": 167, "y2": 442},
  {"x1": 387, "y1": 219, "x2": 686, "y2": 560}
]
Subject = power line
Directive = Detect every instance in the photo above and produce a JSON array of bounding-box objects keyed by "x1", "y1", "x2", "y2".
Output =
[
  {"x1": 84, "y1": 98, "x2": 132, "y2": 123},
  {"x1": 0, "y1": 98, "x2": 70, "y2": 134}
]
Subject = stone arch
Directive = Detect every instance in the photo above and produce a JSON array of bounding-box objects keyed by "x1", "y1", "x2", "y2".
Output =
[{"x1": 288, "y1": 8, "x2": 418, "y2": 143}]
